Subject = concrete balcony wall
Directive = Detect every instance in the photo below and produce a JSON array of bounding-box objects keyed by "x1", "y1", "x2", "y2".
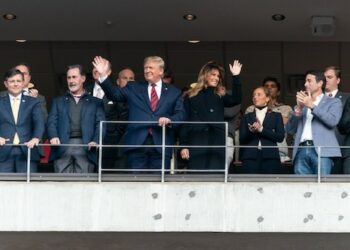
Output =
[{"x1": 1, "y1": 181, "x2": 349, "y2": 232}]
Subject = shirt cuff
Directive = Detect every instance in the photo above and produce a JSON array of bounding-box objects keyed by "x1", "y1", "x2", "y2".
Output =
[{"x1": 98, "y1": 75, "x2": 108, "y2": 84}]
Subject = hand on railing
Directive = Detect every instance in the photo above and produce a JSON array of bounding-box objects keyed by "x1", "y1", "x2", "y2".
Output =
[
  {"x1": 158, "y1": 117, "x2": 171, "y2": 126},
  {"x1": 88, "y1": 141, "x2": 98, "y2": 151},
  {"x1": 50, "y1": 137, "x2": 60, "y2": 145},
  {"x1": 25, "y1": 138, "x2": 40, "y2": 149},
  {"x1": 180, "y1": 148, "x2": 190, "y2": 160},
  {"x1": 0, "y1": 137, "x2": 9, "y2": 145}
]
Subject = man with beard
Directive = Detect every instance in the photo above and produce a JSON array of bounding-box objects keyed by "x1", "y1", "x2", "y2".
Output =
[{"x1": 47, "y1": 65, "x2": 105, "y2": 173}]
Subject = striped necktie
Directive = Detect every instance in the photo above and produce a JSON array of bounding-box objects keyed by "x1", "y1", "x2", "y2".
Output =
[{"x1": 150, "y1": 83, "x2": 158, "y2": 112}]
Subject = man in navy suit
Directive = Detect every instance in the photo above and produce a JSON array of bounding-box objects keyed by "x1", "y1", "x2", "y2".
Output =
[
  {"x1": 0, "y1": 68, "x2": 45, "y2": 173},
  {"x1": 92, "y1": 56, "x2": 185, "y2": 172},
  {"x1": 324, "y1": 66, "x2": 349, "y2": 174},
  {"x1": 47, "y1": 65, "x2": 105, "y2": 173}
]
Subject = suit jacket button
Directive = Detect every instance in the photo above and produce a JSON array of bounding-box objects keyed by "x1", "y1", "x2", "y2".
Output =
[{"x1": 210, "y1": 109, "x2": 214, "y2": 112}]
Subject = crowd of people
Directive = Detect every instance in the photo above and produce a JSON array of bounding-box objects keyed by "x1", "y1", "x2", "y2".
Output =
[{"x1": 0, "y1": 57, "x2": 348, "y2": 175}]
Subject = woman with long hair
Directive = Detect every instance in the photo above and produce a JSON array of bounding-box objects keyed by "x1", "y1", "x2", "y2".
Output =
[{"x1": 180, "y1": 60, "x2": 242, "y2": 172}]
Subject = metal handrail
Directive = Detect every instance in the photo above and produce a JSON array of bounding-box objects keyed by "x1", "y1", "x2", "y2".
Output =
[{"x1": 1, "y1": 120, "x2": 343, "y2": 183}]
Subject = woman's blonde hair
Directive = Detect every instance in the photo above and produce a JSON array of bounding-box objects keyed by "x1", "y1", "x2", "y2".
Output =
[{"x1": 185, "y1": 61, "x2": 225, "y2": 98}]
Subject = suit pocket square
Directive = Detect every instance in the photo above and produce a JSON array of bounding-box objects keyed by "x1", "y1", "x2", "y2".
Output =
[{"x1": 107, "y1": 101, "x2": 114, "y2": 104}]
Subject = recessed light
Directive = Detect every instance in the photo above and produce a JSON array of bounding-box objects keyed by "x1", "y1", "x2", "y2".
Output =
[
  {"x1": 272, "y1": 14, "x2": 286, "y2": 21},
  {"x1": 188, "y1": 40, "x2": 200, "y2": 44},
  {"x1": 3, "y1": 13, "x2": 17, "y2": 20},
  {"x1": 183, "y1": 14, "x2": 197, "y2": 21},
  {"x1": 16, "y1": 40, "x2": 27, "y2": 43}
]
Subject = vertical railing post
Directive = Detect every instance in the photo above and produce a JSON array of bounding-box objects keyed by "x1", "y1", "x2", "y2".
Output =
[
  {"x1": 161, "y1": 124, "x2": 166, "y2": 183},
  {"x1": 26, "y1": 146, "x2": 31, "y2": 183},
  {"x1": 224, "y1": 122, "x2": 229, "y2": 183},
  {"x1": 317, "y1": 146, "x2": 321, "y2": 184},
  {"x1": 98, "y1": 121, "x2": 103, "y2": 183}
]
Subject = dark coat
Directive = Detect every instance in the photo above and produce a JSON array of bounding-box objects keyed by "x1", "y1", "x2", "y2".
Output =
[
  {"x1": 180, "y1": 76, "x2": 242, "y2": 170},
  {"x1": 239, "y1": 110, "x2": 285, "y2": 160},
  {"x1": 85, "y1": 81, "x2": 127, "y2": 143},
  {"x1": 100, "y1": 78, "x2": 185, "y2": 158},
  {"x1": 0, "y1": 94, "x2": 45, "y2": 161},
  {"x1": 47, "y1": 92, "x2": 105, "y2": 164}
]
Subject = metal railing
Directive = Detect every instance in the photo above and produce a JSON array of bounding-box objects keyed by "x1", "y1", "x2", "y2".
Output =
[{"x1": 0, "y1": 120, "x2": 344, "y2": 183}]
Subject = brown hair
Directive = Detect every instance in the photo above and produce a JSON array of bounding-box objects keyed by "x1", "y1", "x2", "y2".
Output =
[{"x1": 185, "y1": 61, "x2": 225, "y2": 98}]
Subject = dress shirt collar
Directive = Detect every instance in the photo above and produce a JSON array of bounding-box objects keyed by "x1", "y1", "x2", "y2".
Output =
[
  {"x1": 9, "y1": 93, "x2": 22, "y2": 101},
  {"x1": 325, "y1": 89, "x2": 338, "y2": 98},
  {"x1": 314, "y1": 93, "x2": 324, "y2": 106}
]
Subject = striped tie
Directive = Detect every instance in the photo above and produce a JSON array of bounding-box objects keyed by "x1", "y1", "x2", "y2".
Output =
[{"x1": 150, "y1": 83, "x2": 158, "y2": 112}]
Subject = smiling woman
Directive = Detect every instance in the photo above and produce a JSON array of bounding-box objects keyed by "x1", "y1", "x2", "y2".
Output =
[{"x1": 179, "y1": 60, "x2": 242, "y2": 172}]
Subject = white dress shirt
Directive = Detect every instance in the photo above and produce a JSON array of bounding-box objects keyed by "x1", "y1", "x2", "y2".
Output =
[
  {"x1": 148, "y1": 80, "x2": 162, "y2": 100},
  {"x1": 300, "y1": 93, "x2": 324, "y2": 142}
]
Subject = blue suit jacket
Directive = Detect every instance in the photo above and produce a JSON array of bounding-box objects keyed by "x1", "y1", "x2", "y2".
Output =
[
  {"x1": 286, "y1": 95, "x2": 342, "y2": 159},
  {"x1": 240, "y1": 110, "x2": 285, "y2": 160},
  {"x1": 47, "y1": 93, "x2": 105, "y2": 164},
  {"x1": 0, "y1": 94, "x2": 45, "y2": 162},
  {"x1": 100, "y1": 78, "x2": 185, "y2": 157}
]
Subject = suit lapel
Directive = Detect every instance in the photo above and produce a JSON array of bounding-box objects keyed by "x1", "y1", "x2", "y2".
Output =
[
  {"x1": 17, "y1": 95, "x2": 27, "y2": 124},
  {"x1": 248, "y1": 111, "x2": 257, "y2": 124},
  {"x1": 142, "y1": 82, "x2": 152, "y2": 111},
  {"x1": 156, "y1": 82, "x2": 169, "y2": 111},
  {"x1": 2, "y1": 96, "x2": 15, "y2": 124}
]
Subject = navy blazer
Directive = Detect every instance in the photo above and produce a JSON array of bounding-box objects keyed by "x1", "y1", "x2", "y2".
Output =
[
  {"x1": 0, "y1": 94, "x2": 45, "y2": 162},
  {"x1": 100, "y1": 78, "x2": 185, "y2": 157},
  {"x1": 47, "y1": 93, "x2": 105, "y2": 164},
  {"x1": 240, "y1": 110, "x2": 285, "y2": 160}
]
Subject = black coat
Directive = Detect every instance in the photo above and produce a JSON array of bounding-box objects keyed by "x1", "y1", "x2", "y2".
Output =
[
  {"x1": 85, "y1": 81, "x2": 128, "y2": 143},
  {"x1": 180, "y1": 76, "x2": 241, "y2": 170},
  {"x1": 239, "y1": 110, "x2": 285, "y2": 160}
]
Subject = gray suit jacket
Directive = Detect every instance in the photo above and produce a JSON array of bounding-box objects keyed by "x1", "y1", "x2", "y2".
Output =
[{"x1": 286, "y1": 95, "x2": 342, "y2": 160}]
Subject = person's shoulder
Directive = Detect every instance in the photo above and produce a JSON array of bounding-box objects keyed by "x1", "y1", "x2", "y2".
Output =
[
  {"x1": 23, "y1": 95, "x2": 41, "y2": 105},
  {"x1": 245, "y1": 105, "x2": 255, "y2": 114}
]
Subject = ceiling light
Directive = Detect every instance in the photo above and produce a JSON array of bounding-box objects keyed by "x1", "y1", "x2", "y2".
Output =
[
  {"x1": 188, "y1": 40, "x2": 200, "y2": 44},
  {"x1": 16, "y1": 40, "x2": 27, "y2": 43},
  {"x1": 272, "y1": 14, "x2": 286, "y2": 21},
  {"x1": 183, "y1": 14, "x2": 197, "y2": 21},
  {"x1": 3, "y1": 13, "x2": 17, "y2": 20}
]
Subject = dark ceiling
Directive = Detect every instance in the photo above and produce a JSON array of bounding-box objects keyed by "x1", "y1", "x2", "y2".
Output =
[{"x1": 1, "y1": 0, "x2": 350, "y2": 41}]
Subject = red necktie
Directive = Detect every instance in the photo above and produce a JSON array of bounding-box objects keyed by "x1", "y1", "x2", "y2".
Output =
[
  {"x1": 150, "y1": 83, "x2": 158, "y2": 111},
  {"x1": 328, "y1": 93, "x2": 333, "y2": 97}
]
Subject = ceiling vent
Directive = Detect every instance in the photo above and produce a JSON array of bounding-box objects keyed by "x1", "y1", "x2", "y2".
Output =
[{"x1": 311, "y1": 16, "x2": 335, "y2": 36}]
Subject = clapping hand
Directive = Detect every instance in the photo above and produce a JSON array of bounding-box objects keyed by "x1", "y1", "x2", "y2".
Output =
[
  {"x1": 248, "y1": 119, "x2": 262, "y2": 133},
  {"x1": 296, "y1": 90, "x2": 313, "y2": 109}
]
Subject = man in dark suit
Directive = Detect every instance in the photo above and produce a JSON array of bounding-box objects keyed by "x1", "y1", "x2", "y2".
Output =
[
  {"x1": 84, "y1": 67, "x2": 129, "y2": 170},
  {"x1": 92, "y1": 56, "x2": 185, "y2": 172},
  {"x1": 47, "y1": 65, "x2": 105, "y2": 173},
  {"x1": 0, "y1": 68, "x2": 45, "y2": 172},
  {"x1": 324, "y1": 66, "x2": 349, "y2": 174}
]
